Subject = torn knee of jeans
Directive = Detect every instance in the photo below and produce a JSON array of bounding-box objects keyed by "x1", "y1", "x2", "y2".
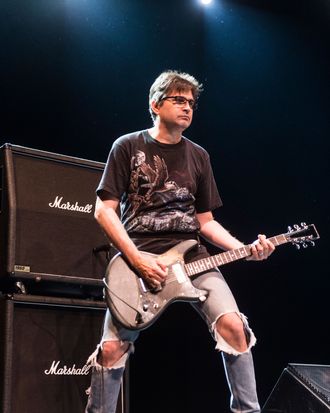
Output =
[
  {"x1": 86, "y1": 340, "x2": 134, "y2": 371},
  {"x1": 211, "y1": 312, "x2": 257, "y2": 356}
]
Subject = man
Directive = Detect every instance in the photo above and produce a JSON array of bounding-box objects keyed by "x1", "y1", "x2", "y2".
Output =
[{"x1": 85, "y1": 70, "x2": 275, "y2": 413}]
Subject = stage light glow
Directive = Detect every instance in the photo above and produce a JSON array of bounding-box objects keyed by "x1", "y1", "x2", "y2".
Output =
[{"x1": 201, "y1": 0, "x2": 213, "y2": 5}]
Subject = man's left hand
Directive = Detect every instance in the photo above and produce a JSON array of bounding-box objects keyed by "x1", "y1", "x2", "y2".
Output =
[{"x1": 247, "y1": 234, "x2": 275, "y2": 261}]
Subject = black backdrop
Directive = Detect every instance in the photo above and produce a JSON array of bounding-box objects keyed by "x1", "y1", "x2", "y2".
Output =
[{"x1": 1, "y1": 0, "x2": 329, "y2": 411}]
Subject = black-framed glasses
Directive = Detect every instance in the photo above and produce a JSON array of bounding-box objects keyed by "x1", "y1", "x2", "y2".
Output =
[{"x1": 161, "y1": 95, "x2": 197, "y2": 110}]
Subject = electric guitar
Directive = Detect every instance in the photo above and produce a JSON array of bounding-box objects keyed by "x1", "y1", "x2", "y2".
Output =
[{"x1": 104, "y1": 223, "x2": 319, "y2": 331}]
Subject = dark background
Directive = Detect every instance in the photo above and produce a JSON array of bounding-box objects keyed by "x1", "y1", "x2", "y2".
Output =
[{"x1": 1, "y1": 0, "x2": 329, "y2": 411}]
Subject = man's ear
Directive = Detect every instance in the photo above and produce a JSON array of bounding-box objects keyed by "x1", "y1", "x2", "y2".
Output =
[{"x1": 151, "y1": 100, "x2": 161, "y2": 116}]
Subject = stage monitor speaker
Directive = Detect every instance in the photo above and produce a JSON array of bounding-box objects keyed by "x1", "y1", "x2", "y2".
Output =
[
  {"x1": 0, "y1": 294, "x2": 128, "y2": 413},
  {"x1": 0, "y1": 143, "x2": 108, "y2": 297},
  {"x1": 262, "y1": 363, "x2": 330, "y2": 412}
]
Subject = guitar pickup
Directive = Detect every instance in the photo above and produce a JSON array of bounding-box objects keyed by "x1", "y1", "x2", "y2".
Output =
[{"x1": 171, "y1": 262, "x2": 187, "y2": 284}]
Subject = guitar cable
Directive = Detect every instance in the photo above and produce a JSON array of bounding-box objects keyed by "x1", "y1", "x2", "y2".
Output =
[{"x1": 103, "y1": 278, "x2": 143, "y2": 326}]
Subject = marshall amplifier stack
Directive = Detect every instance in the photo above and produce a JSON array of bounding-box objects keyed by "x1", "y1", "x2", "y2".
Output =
[
  {"x1": 0, "y1": 143, "x2": 109, "y2": 298},
  {"x1": 0, "y1": 294, "x2": 128, "y2": 413},
  {"x1": 0, "y1": 143, "x2": 128, "y2": 413}
]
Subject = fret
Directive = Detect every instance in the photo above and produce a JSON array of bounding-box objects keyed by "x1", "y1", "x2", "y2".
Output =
[
  {"x1": 198, "y1": 260, "x2": 207, "y2": 271},
  {"x1": 278, "y1": 235, "x2": 287, "y2": 245},
  {"x1": 269, "y1": 236, "x2": 279, "y2": 246},
  {"x1": 226, "y1": 251, "x2": 235, "y2": 262},
  {"x1": 206, "y1": 256, "x2": 214, "y2": 268},
  {"x1": 238, "y1": 247, "x2": 247, "y2": 258},
  {"x1": 269, "y1": 234, "x2": 287, "y2": 246},
  {"x1": 192, "y1": 261, "x2": 200, "y2": 272},
  {"x1": 204, "y1": 257, "x2": 214, "y2": 269},
  {"x1": 213, "y1": 255, "x2": 222, "y2": 266},
  {"x1": 222, "y1": 253, "x2": 229, "y2": 264},
  {"x1": 230, "y1": 251, "x2": 237, "y2": 261},
  {"x1": 185, "y1": 263, "x2": 193, "y2": 276},
  {"x1": 270, "y1": 236, "x2": 280, "y2": 246}
]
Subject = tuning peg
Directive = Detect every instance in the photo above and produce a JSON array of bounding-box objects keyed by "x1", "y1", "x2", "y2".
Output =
[
  {"x1": 305, "y1": 240, "x2": 315, "y2": 248},
  {"x1": 288, "y1": 225, "x2": 293, "y2": 232},
  {"x1": 300, "y1": 222, "x2": 307, "y2": 228},
  {"x1": 295, "y1": 243, "x2": 301, "y2": 250},
  {"x1": 294, "y1": 224, "x2": 301, "y2": 230}
]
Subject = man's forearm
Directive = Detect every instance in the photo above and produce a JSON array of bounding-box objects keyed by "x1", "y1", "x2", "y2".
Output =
[
  {"x1": 95, "y1": 204, "x2": 142, "y2": 267},
  {"x1": 199, "y1": 219, "x2": 244, "y2": 251}
]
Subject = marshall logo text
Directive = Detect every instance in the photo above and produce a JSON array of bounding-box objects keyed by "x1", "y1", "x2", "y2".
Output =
[
  {"x1": 44, "y1": 361, "x2": 91, "y2": 376},
  {"x1": 49, "y1": 196, "x2": 93, "y2": 214}
]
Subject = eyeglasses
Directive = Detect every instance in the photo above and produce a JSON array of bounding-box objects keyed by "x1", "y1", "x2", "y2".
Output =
[{"x1": 161, "y1": 95, "x2": 197, "y2": 110}]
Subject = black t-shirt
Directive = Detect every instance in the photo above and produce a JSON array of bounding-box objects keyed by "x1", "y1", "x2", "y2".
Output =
[{"x1": 97, "y1": 130, "x2": 222, "y2": 256}]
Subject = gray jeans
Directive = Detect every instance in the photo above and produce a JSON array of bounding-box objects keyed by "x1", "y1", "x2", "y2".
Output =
[{"x1": 85, "y1": 269, "x2": 260, "y2": 413}]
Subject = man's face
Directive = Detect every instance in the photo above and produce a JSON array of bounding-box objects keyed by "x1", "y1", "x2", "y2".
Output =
[{"x1": 153, "y1": 89, "x2": 195, "y2": 131}]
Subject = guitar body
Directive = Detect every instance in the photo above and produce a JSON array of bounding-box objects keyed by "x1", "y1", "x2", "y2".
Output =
[{"x1": 104, "y1": 239, "x2": 208, "y2": 330}]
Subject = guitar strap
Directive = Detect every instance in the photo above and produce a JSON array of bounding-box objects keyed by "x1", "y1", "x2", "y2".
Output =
[{"x1": 196, "y1": 231, "x2": 202, "y2": 247}]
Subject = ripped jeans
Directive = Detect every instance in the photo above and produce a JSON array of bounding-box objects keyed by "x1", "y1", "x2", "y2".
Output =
[{"x1": 85, "y1": 269, "x2": 260, "y2": 413}]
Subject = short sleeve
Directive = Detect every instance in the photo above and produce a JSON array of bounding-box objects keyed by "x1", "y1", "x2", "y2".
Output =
[
  {"x1": 194, "y1": 152, "x2": 223, "y2": 213},
  {"x1": 96, "y1": 140, "x2": 131, "y2": 201}
]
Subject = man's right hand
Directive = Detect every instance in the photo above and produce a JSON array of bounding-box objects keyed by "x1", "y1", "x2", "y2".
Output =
[
  {"x1": 134, "y1": 254, "x2": 168, "y2": 289},
  {"x1": 95, "y1": 197, "x2": 168, "y2": 289}
]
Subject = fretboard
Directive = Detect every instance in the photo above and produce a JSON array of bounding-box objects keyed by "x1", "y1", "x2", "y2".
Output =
[{"x1": 184, "y1": 234, "x2": 288, "y2": 277}]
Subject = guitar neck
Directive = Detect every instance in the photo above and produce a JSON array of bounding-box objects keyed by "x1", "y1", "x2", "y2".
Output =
[{"x1": 184, "y1": 234, "x2": 289, "y2": 277}]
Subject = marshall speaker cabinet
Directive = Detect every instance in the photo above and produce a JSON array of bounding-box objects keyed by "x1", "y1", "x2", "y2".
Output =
[
  {"x1": 0, "y1": 294, "x2": 128, "y2": 413},
  {"x1": 262, "y1": 363, "x2": 330, "y2": 412},
  {"x1": 0, "y1": 143, "x2": 109, "y2": 297}
]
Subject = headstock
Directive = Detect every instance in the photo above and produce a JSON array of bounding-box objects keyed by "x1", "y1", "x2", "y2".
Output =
[{"x1": 286, "y1": 223, "x2": 320, "y2": 249}]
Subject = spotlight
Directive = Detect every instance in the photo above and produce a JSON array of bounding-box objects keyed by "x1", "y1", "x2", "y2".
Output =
[{"x1": 200, "y1": 0, "x2": 213, "y2": 5}]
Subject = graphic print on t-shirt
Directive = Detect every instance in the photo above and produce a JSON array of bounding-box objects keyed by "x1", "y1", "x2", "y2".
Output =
[{"x1": 124, "y1": 150, "x2": 199, "y2": 233}]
